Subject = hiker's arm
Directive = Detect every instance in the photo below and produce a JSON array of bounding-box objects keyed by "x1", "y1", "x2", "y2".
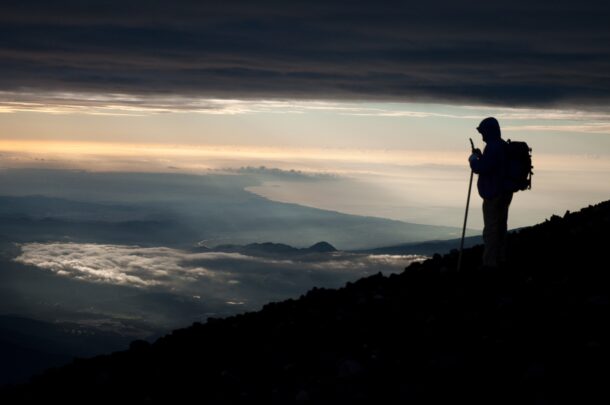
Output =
[{"x1": 469, "y1": 145, "x2": 499, "y2": 174}]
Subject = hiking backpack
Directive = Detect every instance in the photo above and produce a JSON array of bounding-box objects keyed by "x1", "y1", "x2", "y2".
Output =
[{"x1": 505, "y1": 139, "x2": 533, "y2": 192}]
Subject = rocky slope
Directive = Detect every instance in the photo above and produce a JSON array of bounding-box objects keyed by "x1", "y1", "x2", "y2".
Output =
[{"x1": 5, "y1": 201, "x2": 610, "y2": 404}]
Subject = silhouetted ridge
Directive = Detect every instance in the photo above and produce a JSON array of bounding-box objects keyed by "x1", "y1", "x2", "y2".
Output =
[
  {"x1": 307, "y1": 241, "x2": 337, "y2": 253},
  {"x1": 211, "y1": 241, "x2": 337, "y2": 256},
  {"x1": 5, "y1": 201, "x2": 610, "y2": 404}
]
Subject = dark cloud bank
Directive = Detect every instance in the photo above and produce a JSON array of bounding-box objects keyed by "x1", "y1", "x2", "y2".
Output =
[{"x1": 1, "y1": 0, "x2": 609, "y2": 107}]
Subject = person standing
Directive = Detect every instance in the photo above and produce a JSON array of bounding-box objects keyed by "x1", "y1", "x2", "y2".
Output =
[{"x1": 469, "y1": 117, "x2": 513, "y2": 269}]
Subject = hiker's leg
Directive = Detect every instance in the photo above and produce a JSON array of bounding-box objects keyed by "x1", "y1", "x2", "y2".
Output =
[
  {"x1": 498, "y1": 193, "x2": 513, "y2": 265},
  {"x1": 483, "y1": 197, "x2": 498, "y2": 267},
  {"x1": 483, "y1": 195, "x2": 503, "y2": 267}
]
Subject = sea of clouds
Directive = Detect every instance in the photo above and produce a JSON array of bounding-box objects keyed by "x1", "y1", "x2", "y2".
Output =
[{"x1": 14, "y1": 242, "x2": 424, "y2": 310}]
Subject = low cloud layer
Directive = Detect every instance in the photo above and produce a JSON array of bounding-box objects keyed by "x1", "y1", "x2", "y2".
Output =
[
  {"x1": 14, "y1": 243, "x2": 225, "y2": 288},
  {"x1": 1, "y1": 1, "x2": 609, "y2": 108},
  {"x1": 14, "y1": 242, "x2": 423, "y2": 309}
]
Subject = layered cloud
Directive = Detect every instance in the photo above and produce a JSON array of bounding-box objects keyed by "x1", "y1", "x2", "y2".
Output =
[
  {"x1": 1, "y1": 1, "x2": 609, "y2": 107},
  {"x1": 14, "y1": 243, "x2": 220, "y2": 288},
  {"x1": 13, "y1": 242, "x2": 423, "y2": 308}
]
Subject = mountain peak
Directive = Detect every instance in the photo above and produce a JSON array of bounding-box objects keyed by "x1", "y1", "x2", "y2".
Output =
[{"x1": 307, "y1": 241, "x2": 336, "y2": 252}]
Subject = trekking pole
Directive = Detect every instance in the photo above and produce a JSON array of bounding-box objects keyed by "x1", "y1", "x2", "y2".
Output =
[{"x1": 457, "y1": 138, "x2": 476, "y2": 272}]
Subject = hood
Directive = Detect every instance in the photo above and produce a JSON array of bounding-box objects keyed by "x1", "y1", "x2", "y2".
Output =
[{"x1": 477, "y1": 117, "x2": 501, "y2": 143}]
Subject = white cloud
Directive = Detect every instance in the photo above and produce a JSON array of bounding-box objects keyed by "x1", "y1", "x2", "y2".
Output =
[
  {"x1": 4, "y1": 91, "x2": 610, "y2": 123},
  {"x1": 13, "y1": 242, "x2": 223, "y2": 288},
  {"x1": 13, "y1": 242, "x2": 425, "y2": 308},
  {"x1": 463, "y1": 105, "x2": 610, "y2": 121},
  {"x1": 0, "y1": 92, "x2": 431, "y2": 116},
  {"x1": 504, "y1": 123, "x2": 610, "y2": 134}
]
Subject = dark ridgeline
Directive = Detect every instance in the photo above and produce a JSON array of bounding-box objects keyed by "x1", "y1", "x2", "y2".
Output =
[
  {"x1": 205, "y1": 241, "x2": 338, "y2": 256},
  {"x1": 4, "y1": 201, "x2": 610, "y2": 404}
]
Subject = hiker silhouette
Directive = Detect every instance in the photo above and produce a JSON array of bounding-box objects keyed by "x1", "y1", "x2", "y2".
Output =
[{"x1": 468, "y1": 117, "x2": 513, "y2": 268}]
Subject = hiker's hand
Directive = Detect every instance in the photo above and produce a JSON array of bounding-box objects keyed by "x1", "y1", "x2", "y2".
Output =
[
  {"x1": 469, "y1": 153, "x2": 479, "y2": 163},
  {"x1": 473, "y1": 148, "x2": 482, "y2": 156}
]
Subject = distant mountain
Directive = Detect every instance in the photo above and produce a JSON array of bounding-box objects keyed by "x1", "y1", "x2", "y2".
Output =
[
  {"x1": 308, "y1": 241, "x2": 337, "y2": 253},
  {"x1": 6, "y1": 201, "x2": 610, "y2": 403},
  {"x1": 0, "y1": 215, "x2": 198, "y2": 247},
  {"x1": 0, "y1": 170, "x2": 475, "y2": 250},
  {"x1": 0, "y1": 195, "x2": 151, "y2": 222},
  {"x1": 206, "y1": 241, "x2": 337, "y2": 256}
]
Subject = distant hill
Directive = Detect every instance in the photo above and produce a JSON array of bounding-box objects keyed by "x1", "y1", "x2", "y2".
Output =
[
  {"x1": 308, "y1": 241, "x2": 337, "y2": 253},
  {"x1": 0, "y1": 170, "x2": 475, "y2": 250},
  {"x1": 5, "y1": 201, "x2": 610, "y2": 404},
  {"x1": 202, "y1": 241, "x2": 337, "y2": 256}
]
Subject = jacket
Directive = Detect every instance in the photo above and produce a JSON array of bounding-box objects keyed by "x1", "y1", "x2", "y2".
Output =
[{"x1": 469, "y1": 134, "x2": 509, "y2": 199}]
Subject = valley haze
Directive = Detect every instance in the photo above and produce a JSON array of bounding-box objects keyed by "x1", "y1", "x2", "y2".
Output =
[{"x1": 0, "y1": 167, "x2": 450, "y2": 384}]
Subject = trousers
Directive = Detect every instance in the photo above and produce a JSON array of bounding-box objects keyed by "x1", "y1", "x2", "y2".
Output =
[{"x1": 482, "y1": 192, "x2": 513, "y2": 267}]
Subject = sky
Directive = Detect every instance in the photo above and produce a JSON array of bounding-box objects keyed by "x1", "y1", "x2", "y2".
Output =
[{"x1": 1, "y1": 0, "x2": 610, "y2": 229}]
